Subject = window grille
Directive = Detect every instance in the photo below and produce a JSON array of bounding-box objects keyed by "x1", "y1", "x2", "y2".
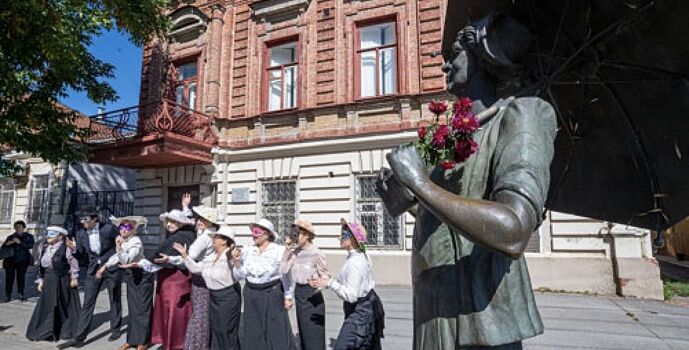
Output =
[
  {"x1": 355, "y1": 175, "x2": 402, "y2": 247},
  {"x1": 261, "y1": 180, "x2": 297, "y2": 238}
]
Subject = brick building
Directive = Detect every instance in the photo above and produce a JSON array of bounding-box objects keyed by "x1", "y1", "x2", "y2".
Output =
[{"x1": 88, "y1": 0, "x2": 663, "y2": 299}]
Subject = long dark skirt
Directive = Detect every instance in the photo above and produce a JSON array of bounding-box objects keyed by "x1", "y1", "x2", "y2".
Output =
[
  {"x1": 209, "y1": 283, "x2": 241, "y2": 350},
  {"x1": 151, "y1": 269, "x2": 192, "y2": 350},
  {"x1": 242, "y1": 279, "x2": 297, "y2": 350},
  {"x1": 26, "y1": 269, "x2": 81, "y2": 342},
  {"x1": 333, "y1": 289, "x2": 385, "y2": 350},
  {"x1": 184, "y1": 275, "x2": 210, "y2": 350},
  {"x1": 295, "y1": 284, "x2": 325, "y2": 350},
  {"x1": 125, "y1": 269, "x2": 154, "y2": 346}
]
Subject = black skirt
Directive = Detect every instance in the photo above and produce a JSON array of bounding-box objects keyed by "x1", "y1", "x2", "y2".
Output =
[
  {"x1": 26, "y1": 268, "x2": 81, "y2": 342},
  {"x1": 209, "y1": 283, "x2": 241, "y2": 350},
  {"x1": 295, "y1": 284, "x2": 325, "y2": 350},
  {"x1": 333, "y1": 289, "x2": 385, "y2": 350},
  {"x1": 124, "y1": 268, "x2": 154, "y2": 345},
  {"x1": 241, "y1": 279, "x2": 297, "y2": 350}
]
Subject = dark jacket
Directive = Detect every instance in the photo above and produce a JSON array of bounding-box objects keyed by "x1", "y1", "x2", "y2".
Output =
[
  {"x1": 72, "y1": 222, "x2": 118, "y2": 275},
  {"x1": 151, "y1": 226, "x2": 196, "y2": 270},
  {"x1": 37, "y1": 241, "x2": 72, "y2": 278},
  {"x1": 2, "y1": 232, "x2": 35, "y2": 265}
]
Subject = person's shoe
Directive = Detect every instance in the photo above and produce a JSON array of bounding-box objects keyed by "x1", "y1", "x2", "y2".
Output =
[
  {"x1": 108, "y1": 329, "x2": 122, "y2": 341},
  {"x1": 1, "y1": 296, "x2": 10, "y2": 303},
  {"x1": 56, "y1": 340, "x2": 84, "y2": 349},
  {"x1": 117, "y1": 343, "x2": 132, "y2": 350},
  {"x1": 19, "y1": 294, "x2": 26, "y2": 302}
]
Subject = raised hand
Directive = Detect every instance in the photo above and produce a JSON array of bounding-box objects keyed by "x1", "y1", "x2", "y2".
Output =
[
  {"x1": 182, "y1": 193, "x2": 192, "y2": 209},
  {"x1": 66, "y1": 237, "x2": 77, "y2": 250},
  {"x1": 172, "y1": 242, "x2": 187, "y2": 257}
]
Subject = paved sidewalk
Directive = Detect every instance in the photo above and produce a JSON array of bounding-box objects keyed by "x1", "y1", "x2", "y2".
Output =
[{"x1": 1, "y1": 269, "x2": 689, "y2": 349}]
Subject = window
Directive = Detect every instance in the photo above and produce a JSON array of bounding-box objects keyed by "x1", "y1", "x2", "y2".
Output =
[
  {"x1": 0, "y1": 179, "x2": 15, "y2": 224},
  {"x1": 261, "y1": 180, "x2": 297, "y2": 238},
  {"x1": 175, "y1": 62, "x2": 198, "y2": 110},
  {"x1": 358, "y1": 21, "x2": 397, "y2": 98},
  {"x1": 27, "y1": 174, "x2": 50, "y2": 223},
  {"x1": 356, "y1": 175, "x2": 402, "y2": 247},
  {"x1": 266, "y1": 42, "x2": 298, "y2": 111}
]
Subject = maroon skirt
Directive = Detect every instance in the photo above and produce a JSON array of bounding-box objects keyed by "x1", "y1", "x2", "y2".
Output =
[{"x1": 151, "y1": 269, "x2": 192, "y2": 350}]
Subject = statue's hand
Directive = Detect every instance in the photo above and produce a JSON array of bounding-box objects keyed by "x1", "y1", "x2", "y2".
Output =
[
  {"x1": 387, "y1": 144, "x2": 429, "y2": 189},
  {"x1": 375, "y1": 168, "x2": 416, "y2": 217}
]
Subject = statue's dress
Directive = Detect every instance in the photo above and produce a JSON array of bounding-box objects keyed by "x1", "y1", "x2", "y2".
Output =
[{"x1": 413, "y1": 97, "x2": 557, "y2": 349}]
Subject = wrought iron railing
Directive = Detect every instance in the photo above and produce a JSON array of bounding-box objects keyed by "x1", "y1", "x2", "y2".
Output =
[{"x1": 83, "y1": 99, "x2": 218, "y2": 145}]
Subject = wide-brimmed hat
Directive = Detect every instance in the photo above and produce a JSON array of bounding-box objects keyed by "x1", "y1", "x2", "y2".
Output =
[
  {"x1": 110, "y1": 216, "x2": 148, "y2": 231},
  {"x1": 159, "y1": 209, "x2": 195, "y2": 225},
  {"x1": 250, "y1": 218, "x2": 277, "y2": 238},
  {"x1": 340, "y1": 218, "x2": 368, "y2": 244},
  {"x1": 292, "y1": 219, "x2": 315, "y2": 235},
  {"x1": 211, "y1": 225, "x2": 236, "y2": 241},
  {"x1": 46, "y1": 226, "x2": 68, "y2": 238},
  {"x1": 192, "y1": 206, "x2": 221, "y2": 225}
]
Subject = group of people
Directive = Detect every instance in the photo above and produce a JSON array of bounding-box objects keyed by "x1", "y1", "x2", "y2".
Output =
[{"x1": 22, "y1": 194, "x2": 385, "y2": 350}]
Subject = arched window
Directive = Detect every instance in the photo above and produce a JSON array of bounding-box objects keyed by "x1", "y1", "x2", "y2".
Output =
[{"x1": 169, "y1": 7, "x2": 208, "y2": 43}]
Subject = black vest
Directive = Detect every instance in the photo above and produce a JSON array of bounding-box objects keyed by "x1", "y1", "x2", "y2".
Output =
[{"x1": 40, "y1": 242, "x2": 70, "y2": 278}]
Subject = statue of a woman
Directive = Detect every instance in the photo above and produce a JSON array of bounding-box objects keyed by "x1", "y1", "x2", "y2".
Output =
[{"x1": 381, "y1": 14, "x2": 556, "y2": 349}]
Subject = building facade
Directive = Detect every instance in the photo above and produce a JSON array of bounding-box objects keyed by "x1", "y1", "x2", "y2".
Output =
[{"x1": 88, "y1": 0, "x2": 663, "y2": 299}]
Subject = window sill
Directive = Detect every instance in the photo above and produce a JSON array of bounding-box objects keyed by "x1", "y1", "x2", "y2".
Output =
[
  {"x1": 261, "y1": 107, "x2": 300, "y2": 117},
  {"x1": 355, "y1": 94, "x2": 400, "y2": 104}
]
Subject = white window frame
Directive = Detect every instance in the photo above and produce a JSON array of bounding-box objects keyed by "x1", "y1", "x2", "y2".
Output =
[
  {"x1": 358, "y1": 21, "x2": 397, "y2": 98},
  {"x1": 0, "y1": 179, "x2": 15, "y2": 225},
  {"x1": 266, "y1": 41, "x2": 299, "y2": 111},
  {"x1": 355, "y1": 174, "x2": 403, "y2": 249},
  {"x1": 26, "y1": 173, "x2": 51, "y2": 225}
]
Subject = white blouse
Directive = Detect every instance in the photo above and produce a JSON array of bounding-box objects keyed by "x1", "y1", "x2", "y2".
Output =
[
  {"x1": 233, "y1": 242, "x2": 293, "y2": 298},
  {"x1": 168, "y1": 228, "x2": 215, "y2": 266},
  {"x1": 105, "y1": 236, "x2": 144, "y2": 268},
  {"x1": 328, "y1": 249, "x2": 375, "y2": 303},
  {"x1": 184, "y1": 248, "x2": 237, "y2": 290}
]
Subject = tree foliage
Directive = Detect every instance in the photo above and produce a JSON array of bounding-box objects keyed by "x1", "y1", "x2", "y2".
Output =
[{"x1": 0, "y1": 0, "x2": 170, "y2": 176}]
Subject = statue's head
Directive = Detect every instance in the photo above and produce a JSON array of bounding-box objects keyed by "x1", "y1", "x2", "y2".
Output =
[{"x1": 442, "y1": 13, "x2": 535, "y2": 95}]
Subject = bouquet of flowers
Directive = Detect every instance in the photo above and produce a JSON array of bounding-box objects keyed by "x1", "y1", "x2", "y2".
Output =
[{"x1": 416, "y1": 97, "x2": 480, "y2": 170}]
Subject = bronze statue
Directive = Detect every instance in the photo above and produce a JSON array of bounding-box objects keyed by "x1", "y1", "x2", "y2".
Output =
[{"x1": 378, "y1": 14, "x2": 556, "y2": 349}]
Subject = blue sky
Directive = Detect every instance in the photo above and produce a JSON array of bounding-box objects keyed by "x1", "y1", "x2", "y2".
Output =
[{"x1": 60, "y1": 30, "x2": 142, "y2": 116}]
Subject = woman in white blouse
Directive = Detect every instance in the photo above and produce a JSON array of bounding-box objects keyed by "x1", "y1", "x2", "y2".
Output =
[
  {"x1": 310, "y1": 219, "x2": 386, "y2": 350},
  {"x1": 231, "y1": 218, "x2": 297, "y2": 350},
  {"x1": 173, "y1": 226, "x2": 240, "y2": 350},
  {"x1": 96, "y1": 216, "x2": 151, "y2": 350}
]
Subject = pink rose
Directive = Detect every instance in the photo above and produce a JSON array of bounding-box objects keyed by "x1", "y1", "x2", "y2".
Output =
[
  {"x1": 431, "y1": 125, "x2": 451, "y2": 148},
  {"x1": 428, "y1": 100, "x2": 448, "y2": 115},
  {"x1": 452, "y1": 112, "x2": 479, "y2": 134},
  {"x1": 455, "y1": 138, "x2": 479, "y2": 162},
  {"x1": 418, "y1": 126, "x2": 428, "y2": 140}
]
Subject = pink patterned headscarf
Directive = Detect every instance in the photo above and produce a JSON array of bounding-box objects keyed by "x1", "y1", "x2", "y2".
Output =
[{"x1": 340, "y1": 218, "x2": 368, "y2": 244}]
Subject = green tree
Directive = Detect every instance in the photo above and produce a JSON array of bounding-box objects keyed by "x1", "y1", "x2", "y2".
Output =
[{"x1": 0, "y1": 0, "x2": 169, "y2": 175}]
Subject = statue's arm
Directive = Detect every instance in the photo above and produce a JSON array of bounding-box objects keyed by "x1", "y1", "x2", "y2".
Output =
[
  {"x1": 407, "y1": 179, "x2": 538, "y2": 259},
  {"x1": 389, "y1": 97, "x2": 557, "y2": 260}
]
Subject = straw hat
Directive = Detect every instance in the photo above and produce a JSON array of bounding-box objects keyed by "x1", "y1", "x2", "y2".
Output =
[
  {"x1": 192, "y1": 206, "x2": 221, "y2": 225},
  {"x1": 292, "y1": 219, "x2": 315, "y2": 235},
  {"x1": 250, "y1": 218, "x2": 277, "y2": 238},
  {"x1": 110, "y1": 216, "x2": 148, "y2": 230},
  {"x1": 46, "y1": 226, "x2": 68, "y2": 238},
  {"x1": 211, "y1": 225, "x2": 236, "y2": 241},
  {"x1": 159, "y1": 209, "x2": 195, "y2": 225},
  {"x1": 340, "y1": 218, "x2": 368, "y2": 244}
]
